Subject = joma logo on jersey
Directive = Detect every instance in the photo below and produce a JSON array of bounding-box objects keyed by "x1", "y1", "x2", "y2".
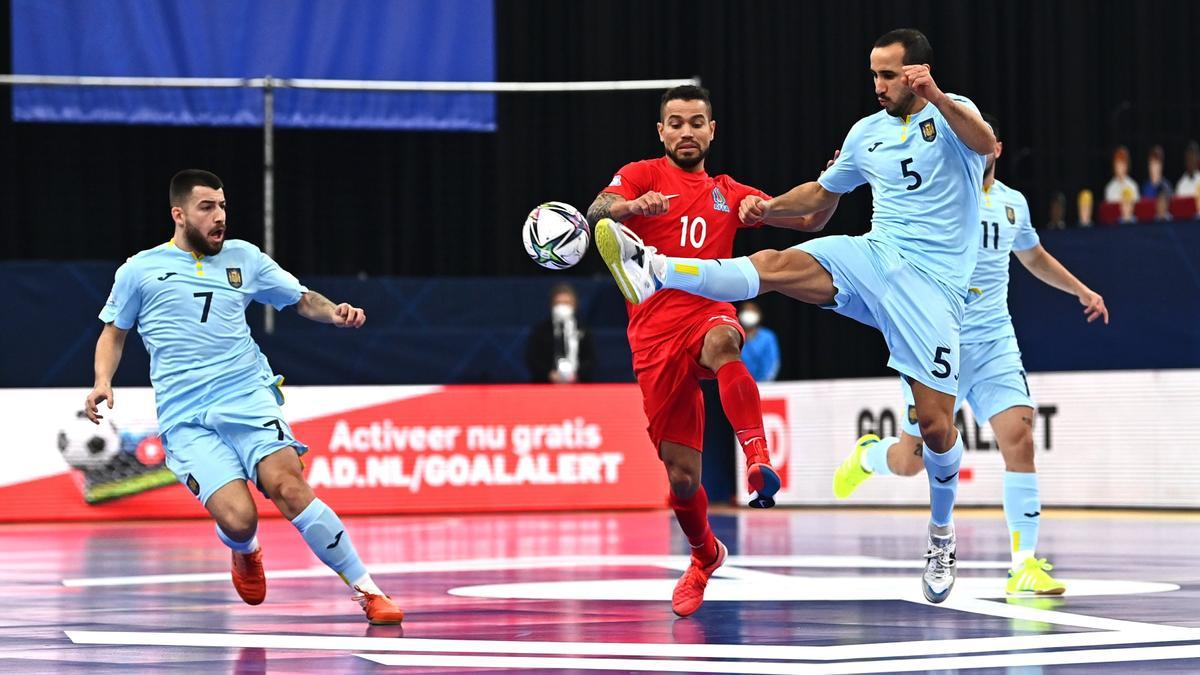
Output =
[
  {"x1": 226, "y1": 268, "x2": 243, "y2": 288},
  {"x1": 1006, "y1": 206, "x2": 1016, "y2": 224},
  {"x1": 712, "y1": 187, "x2": 729, "y2": 213},
  {"x1": 920, "y1": 119, "x2": 936, "y2": 142}
]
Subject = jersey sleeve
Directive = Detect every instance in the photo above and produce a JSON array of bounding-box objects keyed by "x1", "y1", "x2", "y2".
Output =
[
  {"x1": 1012, "y1": 195, "x2": 1040, "y2": 251},
  {"x1": 251, "y1": 249, "x2": 308, "y2": 309},
  {"x1": 98, "y1": 260, "x2": 142, "y2": 329},
  {"x1": 602, "y1": 161, "x2": 650, "y2": 201},
  {"x1": 817, "y1": 124, "x2": 866, "y2": 194}
]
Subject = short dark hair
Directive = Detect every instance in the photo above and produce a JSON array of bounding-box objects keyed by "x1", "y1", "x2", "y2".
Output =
[
  {"x1": 660, "y1": 85, "x2": 712, "y2": 120},
  {"x1": 170, "y1": 169, "x2": 223, "y2": 207},
  {"x1": 874, "y1": 28, "x2": 933, "y2": 66},
  {"x1": 981, "y1": 112, "x2": 1000, "y2": 143},
  {"x1": 549, "y1": 283, "x2": 577, "y2": 303}
]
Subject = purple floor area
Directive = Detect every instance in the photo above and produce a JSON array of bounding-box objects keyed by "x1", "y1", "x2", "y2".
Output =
[{"x1": 2, "y1": 508, "x2": 1199, "y2": 673}]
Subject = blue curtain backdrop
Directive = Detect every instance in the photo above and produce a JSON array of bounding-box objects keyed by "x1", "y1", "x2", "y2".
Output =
[{"x1": 10, "y1": 0, "x2": 495, "y2": 130}]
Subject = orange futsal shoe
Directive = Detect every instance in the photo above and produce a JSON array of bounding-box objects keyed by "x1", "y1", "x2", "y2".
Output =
[
  {"x1": 743, "y1": 437, "x2": 781, "y2": 509},
  {"x1": 672, "y1": 538, "x2": 727, "y2": 617},
  {"x1": 354, "y1": 585, "x2": 405, "y2": 625},
  {"x1": 230, "y1": 549, "x2": 266, "y2": 605}
]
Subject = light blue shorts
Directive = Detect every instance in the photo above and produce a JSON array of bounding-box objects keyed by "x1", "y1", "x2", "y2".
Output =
[
  {"x1": 798, "y1": 235, "x2": 964, "y2": 395},
  {"x1": 161, "y1": 384, "x2": 308, "y2": 505},
  {"x1": 899, "y1": 335, "x2": 1035, "y2": 435}
]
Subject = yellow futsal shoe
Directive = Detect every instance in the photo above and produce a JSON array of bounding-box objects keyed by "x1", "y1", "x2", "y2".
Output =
[
  {"x1": 1006, "y1": 558, "x2": 1066, "y2": 596},
  {"x1": 832, "y1": 434, "x2": 880, "y2": 499}
]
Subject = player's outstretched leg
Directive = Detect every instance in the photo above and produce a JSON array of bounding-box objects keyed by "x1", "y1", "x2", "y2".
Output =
[
  {"x1": 911, "y1": 381, "x2": 963, "y2": 604},
  {"x1": 992, "y1": 407, "x2": 1065, "y2": 595},
  {"x1": 700, "y1": 326, "x2": 780, "y2": 508},
  {"x1": 661, "y1": 442, "x2": 725, "y2": 617},
  {"x1": 258, "y1": 449, "x2": 404, "y2": 624},
  {"x1": 206, "y1": 481, "x2": 267, "y2": 605}
]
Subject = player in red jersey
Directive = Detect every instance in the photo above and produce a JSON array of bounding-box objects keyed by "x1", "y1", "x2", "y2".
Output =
[{"x1": 586, "y1": 85, "x2": 838, "y2": 616}]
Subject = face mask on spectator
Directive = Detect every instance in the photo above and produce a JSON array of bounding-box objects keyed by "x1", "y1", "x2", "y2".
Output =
[
  {"x1": 739, "y1": 310, "x2": 761, "y2": 329},
  {"x1": 552, "y1": 303, "x2": 574, "y2": 322}
]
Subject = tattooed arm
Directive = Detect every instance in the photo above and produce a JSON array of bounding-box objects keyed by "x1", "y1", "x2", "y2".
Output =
[
  {"x1": 586, "y1": 190, "x2": 671, "y2": 227},
  {"x1": 296, "y1": 290, "x2": 366, "y2": 328}
]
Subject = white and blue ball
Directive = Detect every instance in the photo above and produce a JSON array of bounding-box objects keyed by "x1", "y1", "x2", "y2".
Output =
[{"x1": 522, "y1": 201, "x2": 590, "y2": 270}]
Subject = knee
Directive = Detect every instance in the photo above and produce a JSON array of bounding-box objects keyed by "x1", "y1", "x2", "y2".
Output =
[
  {"x1": 216, "y1": 503, "x2": 258, "y2": 540},
  {"x1": 917, "y1": 415, "x2": 956, "y2": 453},
  {"x1": 749, "y1": 249, "x2": 790, "y2": 279},
  {"x1": 272, "y1": 475, "x2": 314, "y2": 518},
  {"x1": 666, "y1": 462, "x2": 701, "y2": 498},
  {"x1": 701, "y1": 329, "x2": 742, "y2": 371}
]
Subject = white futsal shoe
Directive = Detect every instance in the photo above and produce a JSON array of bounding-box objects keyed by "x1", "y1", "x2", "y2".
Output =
[
  {"x1": 922, "y1": 522, "x2": 957, "y2": 604},
  {"x1": 595, "y1": 218, "x2": 660, "y2": 305}
]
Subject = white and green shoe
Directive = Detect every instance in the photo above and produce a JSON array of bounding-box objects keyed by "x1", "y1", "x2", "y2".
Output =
[
  {"x1": 594, "y1": 218, "x2": 659, "y2": 305},
  {"x1": 1006, "y1": 557, "x2": 1066, "y2": 596}
]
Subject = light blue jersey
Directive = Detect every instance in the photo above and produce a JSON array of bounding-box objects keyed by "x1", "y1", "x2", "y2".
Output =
[
  {"x1": 818, "y1": 95, "x2": 987, "y2": 295},
  {"x1": 99, "y1": 239, "x2": 307, "y2": 432},
  {"x1": 961, "y1": 179, "x2": 1039, "y2": 344}
]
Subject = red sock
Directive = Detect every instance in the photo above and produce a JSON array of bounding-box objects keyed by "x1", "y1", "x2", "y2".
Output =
[
  {"x1": 669, "y1": 486, "x2": 717, "y2": 563},
  {"x1": 716, "y1": 361, "x2": 766, "y2": 448}
]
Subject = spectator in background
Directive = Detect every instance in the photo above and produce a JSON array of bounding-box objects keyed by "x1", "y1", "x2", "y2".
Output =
[
  {"x1": 1045, "y1": 191, "x2": 1067, "y2": 230},
  {"x1": 1177, "y1": 141, "x2": 1200, "y2": 199},
  {"x1": 1077, "y1": 189, "x2": 1095, "y2": 228},
  {"x1": 1140, "y1": 145, "x2": 1172, "y2": 199},
  {"x1": 738, "y1": 301, "x2": 780, "y2": 382},
  {"x1": 1104, "y1": 146, "x2": 1138, "y2": 205},
  {"x1": 525, "y1": 283, "x2": 595, "y2": 383},
  {"x1": 1155, "y1": 191, "x2": 1173, "y2": 222}
]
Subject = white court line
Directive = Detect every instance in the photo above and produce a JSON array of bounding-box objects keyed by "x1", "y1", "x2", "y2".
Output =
[
  {"x1": 60, "y1": 554, "x2": 1011, "y2": 587},
  {"x1": 356, "y1": 644, "x2": 1200, "y2": 673},
  {"x1": 937, "y1": 597, "x2": 1169, "y2": 633},
  {"x1": 64, "y1": 628, "x2": 1200, "y2": 663}
]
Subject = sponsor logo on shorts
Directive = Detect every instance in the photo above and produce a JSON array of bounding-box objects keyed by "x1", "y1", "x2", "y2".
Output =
[{"x1": 920, "y1": 119, "x2": 937, "y2": 142}]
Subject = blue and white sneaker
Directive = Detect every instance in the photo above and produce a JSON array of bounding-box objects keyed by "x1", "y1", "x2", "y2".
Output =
[{"x1": 922, "y1": 522, "x2": 957, "y2": 603}]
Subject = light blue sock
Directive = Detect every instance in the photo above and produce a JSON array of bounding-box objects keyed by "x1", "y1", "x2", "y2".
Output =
[
  {"x1": 864, "y1": 436, "x2": 897, "y2": 476},
  {"x1": 291, "y1": 498, "x2": 368, "y2": 587},
  {"x1": 1003, "y1": 471, "x2": 1041, "y2": 565},
  {"x1": 660, "y1": 256, "x2": 760, "y2": 301},
  {"x1": 216, "y1": 524, "x2": 259, "y2": 554},
  {"x1": 923, "y1": 434, "x2": 964, "y2": 528}
]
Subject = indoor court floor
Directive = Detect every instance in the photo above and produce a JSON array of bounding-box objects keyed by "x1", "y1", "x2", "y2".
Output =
[{"x1": 3, "y1": 507, "x2": 1200, "y2": 674}]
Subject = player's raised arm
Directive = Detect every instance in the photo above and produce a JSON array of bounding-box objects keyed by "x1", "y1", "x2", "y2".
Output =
[
  {"x1": 747, "y1": 150, "x2": 844, "y2": 231},
  {"x1": 1014, "y1": 245, "x2": 1109, "y2": 324},
  {"x1": 296, "y1": 290, "x2": 366, "y2": 328},
  {"x1": 744, "y1": 181, "x2": 841, "y2": 225},
  {"x1": 903, "y1": 64, "x2": 995, "y2": 156},
  {"x1": 586, "y1": 190, "x2": 671, "y2": 227},
  {"x1": 85, "y1": 323, "x2": 128, "y2": 423}
]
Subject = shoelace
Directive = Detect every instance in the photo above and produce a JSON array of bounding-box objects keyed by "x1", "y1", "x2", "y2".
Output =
[
  {"x1": 924, "y1": 544, "x2": 955, "y2": 582},
  {"x1": 1028, "y1": 558, "x2": 1054, "y2": 572},
  {"x1": 617, "y1": 223, "x2": 659, "y2": 257}
]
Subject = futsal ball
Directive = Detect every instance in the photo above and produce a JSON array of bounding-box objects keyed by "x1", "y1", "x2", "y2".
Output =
[
  {"x1": 58, "y1": 410, "x2": 121, "y2": 470},
  {"x1": 523, "y1": 201, "x2": 590, "y2": 269}
]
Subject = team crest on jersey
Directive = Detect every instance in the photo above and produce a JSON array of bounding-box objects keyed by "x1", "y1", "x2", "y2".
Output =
[
  {"x1": 712, "y1": 187, "x2": 729, "y2": 213},
  {"x1": 920, "y1": 119, "x2": 936, "y2": 142},
  {"x1": 1006, "y1": 205, "x2": 1016, "y2": 224},
  {"x1": 226, "y1": 267, "x2": 243, "y2": 288}
]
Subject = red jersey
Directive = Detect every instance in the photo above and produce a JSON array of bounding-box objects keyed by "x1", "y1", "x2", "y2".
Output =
[{"x1": 602, "y1": 156, "x2": 770, "y2": 347}]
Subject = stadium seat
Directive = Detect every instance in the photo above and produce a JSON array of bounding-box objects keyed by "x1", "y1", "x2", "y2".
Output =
[
  {"x1": 1133, "y1": 198, "x2": 1157, "y2": 223},
  {"x1": 1097, "y1": 201, "x2": 1122, "y2": 226},
  {"x1": 1170, "y1": 195, "x2": 1198, "y2": 221}
]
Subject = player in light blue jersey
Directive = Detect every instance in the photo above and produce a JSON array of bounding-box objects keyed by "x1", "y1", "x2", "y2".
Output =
[
  {"x1": 84, "y1": 170, "x2": 403, "y2": 624},
  {"x1": 832, "y1": 114, "x2": 1109, "y2": 596},
  {"x1": 595, "y1": 29, "x2": 994, "y2": 602}
]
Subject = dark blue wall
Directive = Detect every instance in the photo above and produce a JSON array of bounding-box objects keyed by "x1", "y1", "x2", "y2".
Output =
[{"x1": 3, "y1": 222, "x2": 1197, "y2": 388}]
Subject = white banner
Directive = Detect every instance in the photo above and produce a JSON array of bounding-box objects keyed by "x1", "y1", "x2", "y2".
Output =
[{"x1": 738, "y1": 370, "x2": 1200, "y2": 508}]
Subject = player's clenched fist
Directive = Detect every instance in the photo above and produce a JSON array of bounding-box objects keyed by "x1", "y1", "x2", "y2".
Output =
[
  {"x1": 332, "y1": 303, "x2": 366, "y2": 328},
  {"x1": 902, "y1": 64, "x2": 943, "y2": 104},
  {"x1": 739, "y1": 195, "x2": 769, "y2": 225},
  {"x1": 628, "y1": 191, "x2": 672, "y2": 216}
]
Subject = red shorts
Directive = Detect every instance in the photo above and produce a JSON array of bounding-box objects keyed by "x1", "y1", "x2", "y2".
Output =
[{"x1": 631, "y1": 313, "x2": 746, "y2": 453}]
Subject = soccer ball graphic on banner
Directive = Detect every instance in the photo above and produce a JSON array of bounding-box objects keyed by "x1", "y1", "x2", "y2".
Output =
[
  {"x1": 58, "y1": 410, "x2": 121, "y2": 470},
  {"x1": 522, "y1": 201, "x2": 591, "y2": 269}
]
